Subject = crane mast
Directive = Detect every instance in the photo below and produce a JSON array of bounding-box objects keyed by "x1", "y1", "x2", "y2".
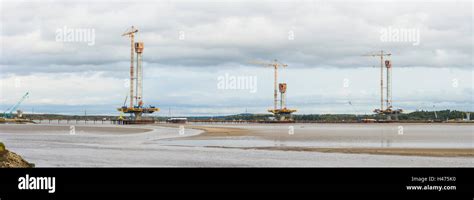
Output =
[
  {"x1": 122, "y1": 26, "x2": 138, "y2": 108},
  {"x1": 363, "y1": 50, "x2": 391, "y2": 112}
]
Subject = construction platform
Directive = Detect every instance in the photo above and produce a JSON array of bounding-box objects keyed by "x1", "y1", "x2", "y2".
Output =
[
  {"x1": 112, "y1": 119, "x2": 156, "y2": 124},
  {"x1": 268, "y1": 108, "x2": 297, "y2": 115},
  {"x1": 117, "y1": 107, "x2": 159, "y2": 114},
  {"x1": 374, "y1": 108, "x2": 403, "y2": 121},
  {"x1": 268, "y1": 108, "x2": 297, "y2": 122},
  {"x1": 373, "y1": 108, "x2": 403, "y2": 115},
  {"x1": 116, "y1": 106, "x2": 159, "y2": 123}
]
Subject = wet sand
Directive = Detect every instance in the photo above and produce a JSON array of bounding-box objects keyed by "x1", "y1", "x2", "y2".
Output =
[
  {"x1": 161, "y1": 123, "x2": 474, "y2": 157},
  {"x1": 169, "y1": 125, "x2": 249, "y2": 138}
]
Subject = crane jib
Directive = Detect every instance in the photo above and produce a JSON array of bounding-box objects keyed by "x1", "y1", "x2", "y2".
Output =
[{"x1": 4, "y1": 92, "x2": 29, "y2": 118}]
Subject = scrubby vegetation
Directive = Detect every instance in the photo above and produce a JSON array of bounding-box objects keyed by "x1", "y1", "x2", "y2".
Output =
[{"x1": 0, "y1": 142, "x2": 34, "y2": 168}]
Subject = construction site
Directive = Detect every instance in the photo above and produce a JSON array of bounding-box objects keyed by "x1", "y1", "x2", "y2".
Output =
[
  {"x1": 115, "y1": 27, "x2": 297, "y2": 124},
  {"x1": 1, "y1": 41, "x2": 469, "y2": 124},
  {"x1": 0, "y1": 92, "x2": 33, "y2": 124},
  {"x1": 364, "y1": 51, "x2": 403, "y2": 121},
  {"x1": 252, "y1": 59, "x2": 297, "y2": 122},
  {"x1": 0, "y1": 5, "x2": 473, "y2": 200},
  {"x1": 0, "y1": 26, "x2": 472, "y2": 168},
  {"x1": 0, "y1": 22, "x2": 411, "y2": 124},
  {"x1": 115, "y1": 26, "x2": 159, "y2": 124}
]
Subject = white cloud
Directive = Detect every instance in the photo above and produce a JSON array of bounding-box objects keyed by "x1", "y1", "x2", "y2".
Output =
[{"x1": 0, "y1": 72, "x2": 124, "y2": 105}]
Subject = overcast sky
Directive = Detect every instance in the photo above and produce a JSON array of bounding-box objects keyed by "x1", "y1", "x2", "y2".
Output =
[{"x1": 0, "y1": 0, "x2": 472, "y2": 116}]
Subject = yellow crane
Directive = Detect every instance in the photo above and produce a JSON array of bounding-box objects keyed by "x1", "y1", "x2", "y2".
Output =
[
  {"x1": 122, "y1": 26, "x2": 138, "y2": 108},
  {"x1": 117, "y1": 26, "x2": 159, "y2": 123},
  {"x1": 251, "y1": 59, "x2": 287, "y2": 110},
  {"x1": 251, "y1": 59, "x2": 296, "y2": 121}
]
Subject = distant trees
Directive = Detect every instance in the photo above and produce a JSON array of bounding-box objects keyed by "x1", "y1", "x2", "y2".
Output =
[
  {"x1": 292, "y1": 110, "x2": 470, "y2": 122},
  {"x1": 398, "y1": 110, "x2": 468, "y2": 121},
  {"x1": 10, "y1": 109, "x2": 472, "y2": 122}
]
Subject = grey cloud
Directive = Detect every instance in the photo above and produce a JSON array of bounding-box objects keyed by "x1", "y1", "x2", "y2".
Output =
[{"x1": 0, "y1": 0, "x2": 472, "y2": 75}]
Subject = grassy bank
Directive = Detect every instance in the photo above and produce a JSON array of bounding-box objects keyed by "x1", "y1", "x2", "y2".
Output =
[{"x1": 0, "y1": 142, "x2": 34, "y2": 168}]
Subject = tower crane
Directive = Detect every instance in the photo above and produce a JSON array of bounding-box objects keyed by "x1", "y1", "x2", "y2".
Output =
[
  {"x1": 362, "y1": 50, "x2": 391, "y2": 112},
  {"x1": 251, "y1": 59, "x2": 296, "y2": 121},
  {"x1": 251, "y1": 59, "x2": 287, "y2": 110},
  {"x1": 363, "y1": 50, "x2": 402, "y2": 119},
  {"x1": 117, "y1": 26, "x2": 159, "y2": 123},
  {"x1": 122, "y1": 26, "x2": 138, "y2": 108}
]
